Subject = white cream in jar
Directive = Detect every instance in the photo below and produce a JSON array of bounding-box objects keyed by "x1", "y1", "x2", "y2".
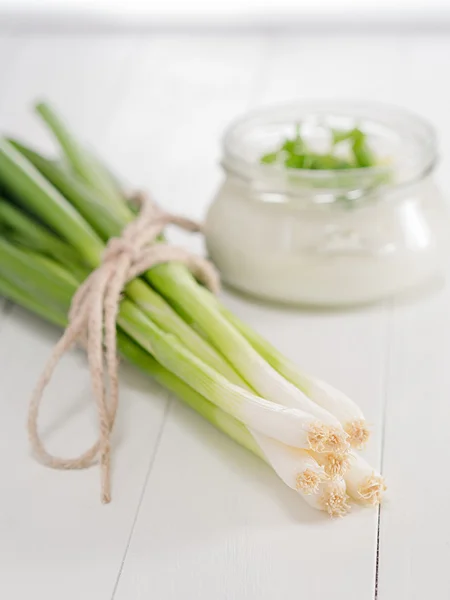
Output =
[{"x1": 205, "y1": 102, "x2": 447, "y2": 306}]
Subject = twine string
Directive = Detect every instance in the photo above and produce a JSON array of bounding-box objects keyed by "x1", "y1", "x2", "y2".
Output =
[{"x1": 27, "y1": 193, "x2": 219, "y2": 503}]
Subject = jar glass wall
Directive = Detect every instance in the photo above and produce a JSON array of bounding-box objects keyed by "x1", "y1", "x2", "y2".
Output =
[{"x1": 205, "y1": 102, "x2": 448, "y2": 306}]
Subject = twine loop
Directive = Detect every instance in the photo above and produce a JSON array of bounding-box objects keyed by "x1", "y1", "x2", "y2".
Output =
[{"x1": 27, "y1": 193, "x2": 219, "y2": 503}]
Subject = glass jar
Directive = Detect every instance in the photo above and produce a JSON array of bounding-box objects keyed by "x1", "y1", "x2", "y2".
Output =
[{"x1": 205, "y1": 101, "x2": 448, "y2": 306}]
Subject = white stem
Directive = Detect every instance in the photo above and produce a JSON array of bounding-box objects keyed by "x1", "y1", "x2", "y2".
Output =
[
  {"x1": 177, "y1": 281, "x2": 343, "y2": 427},
  {"x1": 240, "y1": 393, "x2": 348, "y2": 452},
  {"x1": 245, "y1": 358, "x2": 343, "y2": 427},
  {"x1": 296, "y1": 376, "x2": 370, "y2": 448},
  {"x1": 345, "y1": 451, "x2": 386, "y2": 506},
  {"x1": 126, "y1": 316, "x2": 348, "y2": 451},
  {"x1": 213, "y1": 301, "x2": 368, "y2": 446},
  {"x1": 251, "y1": 430, "x2": 327, "y2": 494}
]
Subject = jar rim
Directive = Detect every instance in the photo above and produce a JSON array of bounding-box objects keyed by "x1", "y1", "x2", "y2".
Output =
[{"x1": 222, "y1": 100, "x2": 437, "y2": 199}]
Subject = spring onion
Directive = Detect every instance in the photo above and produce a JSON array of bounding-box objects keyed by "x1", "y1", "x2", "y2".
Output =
[
  {"x1": 0, "y1": 142, "x2": 246, "y2": 387},
  {"x1": 212, "y1": 301, "x2": 370, "y2": 448},
  {"x1": 0, "y1": 101, "x2": 386, "y2": 515},
  {"x1": 345, "y1": 451, "x2": 386, "y2": 506},
  {"x1": 303, "y1": 477, "x2": 350, "y2": 517},
  {"x1": 22, "y1": 104, "x2": 351, "y2": 438},
  {"x1": 0, "y1": 235, "x2": 345, "y2": 452},
  {"x1": 0, "y1": 274, "x2": 346, "y2": 516}
]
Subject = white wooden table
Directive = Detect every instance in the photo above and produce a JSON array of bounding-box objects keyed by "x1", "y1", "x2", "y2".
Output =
[{"x1": 1, "y1": 32, "x2": 450, "y2": 599}]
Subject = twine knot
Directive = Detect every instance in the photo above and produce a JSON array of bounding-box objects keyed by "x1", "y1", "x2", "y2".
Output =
[
  {"x1": 103, "y1": 238, "x2": 139, "y2": 263},
  {"x1": 27, "y1": 193, "x2": 219, "y2": 503}
]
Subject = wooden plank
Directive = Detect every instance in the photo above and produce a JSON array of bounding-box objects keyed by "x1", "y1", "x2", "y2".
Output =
[
  {"x1": 377, "y1": 281, "x2": 450, "y2": 598},
  {"x1": 0, "y1": 33, "x2": 23, "y2": 75},
  {"x1": 112, "y1": 35, "x2": 388, "y2": 600},
  {"x1": 254, "y1": 34, "x2": 415, "y2": 107},
  {"x1": 1, "y1": 31, "x2": 447, "y2": 600},
  {"x1": 0, "y1": 35, "x2": 172, "y2": 600},
  {"x1": 104, "y1": 33, "x2": 269, "y2": 219},
  {"x1": 376, "y1": 37, "x2": 450, "y2": 600},
  {"x1": 0, "y1": 34, "x2": 139, "y2": 147},
  {"x1": 0, "y1": 307, "x2": 170, "y2": 598}
]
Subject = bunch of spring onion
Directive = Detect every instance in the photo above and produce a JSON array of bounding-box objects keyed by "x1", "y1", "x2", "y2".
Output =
[{"x1": 0, "y1": 102, "x2": 385, "y2": 517}]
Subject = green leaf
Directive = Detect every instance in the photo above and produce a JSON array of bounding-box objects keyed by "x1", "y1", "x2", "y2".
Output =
[
  {"x1": 0, "y1": 138, "x2": 104, "y2": 267},
  {"x1": 10, "y1": 139, "x2": 127, "y2": 239},
  {"x1": 332, "y1": 129, "x2": 355, "y2": 145},
  {"x1": 352, "y1": 129, "x2": 374, "y2": 167},
  {"x1": 261, "y1": 124, "x2": 376, "y2": 173},
  {"x1": 310, "y1": 154, "x2": 354, "y2": 170},
  {"x1": 284, "y1": 154, "x2": 305, "y2": 169},
  {"x1": 35, "y1": 102, "x2": 130, "y2": 222},
  {"x1": 261, "y1": 152, "x2": 279, "y2": 164}
]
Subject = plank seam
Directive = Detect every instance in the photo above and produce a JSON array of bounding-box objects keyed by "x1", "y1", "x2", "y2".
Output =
[
  {"x1": 374, "y1": 506, "x2": 381, "y2": 600},
  {"x1": 374, "y1": 298, "x2": 394, "y2": 600},
  {"x1": 110, "y1": 394, "x2": 173, "y2": 600}
]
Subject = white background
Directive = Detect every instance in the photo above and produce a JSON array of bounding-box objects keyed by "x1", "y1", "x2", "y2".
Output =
[{"x1": 1, "y1": 0, "x2": 450, "y2": 31}]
